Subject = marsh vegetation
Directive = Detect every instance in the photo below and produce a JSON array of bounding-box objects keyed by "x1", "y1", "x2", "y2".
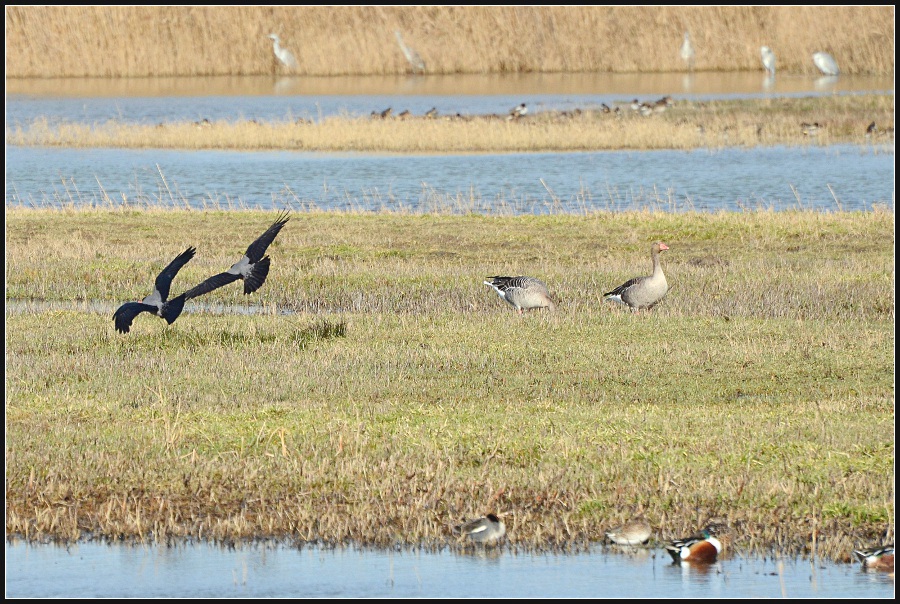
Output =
[{"x1": 6, "y1": 208, "x2": 894, "y2": 560}]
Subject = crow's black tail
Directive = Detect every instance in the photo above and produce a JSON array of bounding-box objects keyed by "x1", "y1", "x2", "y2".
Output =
[
  {"x1": 161, "y1": 293, "x2": 187, "y2": 325},
  {"x1": 244, "y1": 256, "x2": 271, "y2": 294}
]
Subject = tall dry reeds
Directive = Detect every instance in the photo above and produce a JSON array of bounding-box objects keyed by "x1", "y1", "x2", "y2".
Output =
[{"x1": 6, "y1": 6, "x2": 894, "y2": 78}]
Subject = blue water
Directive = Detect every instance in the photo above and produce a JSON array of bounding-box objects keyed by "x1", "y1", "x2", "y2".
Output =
[
  {"x1": 5, "y1": 144, "x2": 894, "y2": 214},
  {"x1": 5, "y1": 541, "x2": 895, "y2": 598}
]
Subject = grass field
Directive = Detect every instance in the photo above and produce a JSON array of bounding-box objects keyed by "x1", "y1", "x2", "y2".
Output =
[{"x1": 5, "y1": 207, "x2": 894, "y2": 560}]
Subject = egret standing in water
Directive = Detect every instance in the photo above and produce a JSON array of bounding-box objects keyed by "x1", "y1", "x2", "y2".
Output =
[
  {"x1": 760, "y1": 46, "x2": 776, "y2": 76},
  {"x1": 394, "y1": 30, "x2": 426, "y2": 73},
  {"x1": 812, "y1": 51, "x2": 839, "y2": 76},
  {"x1": 681, "y1": 31, "x2": 695, "y2": 71},
  {"x1": 268, "y1": 33, "x2": 297, "y2": 70}
]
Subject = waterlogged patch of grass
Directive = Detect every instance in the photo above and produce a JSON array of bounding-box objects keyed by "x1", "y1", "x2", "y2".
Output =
[{"x1": 5, "y1": 208, "x2": 894, "y2": 558}]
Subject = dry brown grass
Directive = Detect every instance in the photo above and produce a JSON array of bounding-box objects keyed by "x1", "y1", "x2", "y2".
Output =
[
  {"x1": 6, "y1": 94, "x2": 895, "y2": 153},
  {"x1": 6, "y1": 6, "x2": 894, "y2": 78}
]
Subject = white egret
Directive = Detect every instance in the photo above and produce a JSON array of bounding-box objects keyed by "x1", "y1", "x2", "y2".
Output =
[
  {"x1": 812, "y1": 51, "x2": 839, "y2": 76},
  {"x1": 681, "y1": 31, "x2": 695, "y2": 70},
  {"x1": 394, "y1": 30, "x2": 426, "y2": 73},
  {"x1": 760, "y1": 46, "x2": 776, "y2": 76},
  {"x1": 268, "y1": 34, "x2": 297, "y2": 70}
]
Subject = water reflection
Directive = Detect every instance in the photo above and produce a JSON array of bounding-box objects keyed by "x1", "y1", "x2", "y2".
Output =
[
  {"x1": 6, "y1": 72, "x2": 892, "y2": 127},
  {"x1": 4, "y1": 540, "x2": 894, "y2": 598}
]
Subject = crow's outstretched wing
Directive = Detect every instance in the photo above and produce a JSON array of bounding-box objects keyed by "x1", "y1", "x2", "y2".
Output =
[
  {"x1": 154, "y1": 246, "x2": 197, "y2": 302},
  {"x1": 182, "y1": 271, "x2": 242, "y2": 300},
  {"x1": 245, "y1": 211, "x2": 289, "y2": 263},
  {"x1": 113, "y1": 302, "x2": 154, "y2": 334}
]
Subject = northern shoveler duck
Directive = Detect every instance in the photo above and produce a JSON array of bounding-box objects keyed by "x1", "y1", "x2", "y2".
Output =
[
  {"x1": 812, "y1": 51, "x2": 840, "y2": 76},
  {"x1": 184, "y1": 211, "x2": 289, "y2": 300},
  {"x1": 484, "y1": 276, "x2": 556, "y2": 314},
  {"x1": 681, "y1": 31, "x2": 695, "y2": 71},
  {"x1": 425, "y1": 107, "x2": 438, "y2": 118},
  {"x1": 760, "y1": 46, "x2": 777, "y2": 76},
  {"x1": 606, "y1": 518, "x2": 652, "y2": 546},
  {"x1": 853, "y1": 544, "x2": 894, "y2": 571},
  {"x1": 665, "y1": 524, "x2": 723, "y2": 563},
  {"x1": 455, "y1": 514, "x2": 507, "y2": 546},
  {"x1": 268, "y1": 34, "x2": 297, "y2": 70},
  {"x1": 379, "y1": 107, "x2": 393, "y2": 119},
  {"x1": 113, "y1": 246, "x2": 196, "y2": 334},
  {"x1": 604, "y1": 241, "x2": 669, "y2": 311}
]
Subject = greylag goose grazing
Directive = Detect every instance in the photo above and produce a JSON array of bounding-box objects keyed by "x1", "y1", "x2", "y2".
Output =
[
  {"x1": 113, "y1": 246, "x2": 196, "y2": 334},
  {"x1": 604, "y1": 241, "x2": 669, "y2": 310},
  {"x1": 455, "y1": 513, "x2": 507, "y2": 546},
  {"x1": 184, "y1": 211, "x2": 289, "y2": 301},
  {"x1": 484, "y1": 276, "x2": 556, "y2": 314}
]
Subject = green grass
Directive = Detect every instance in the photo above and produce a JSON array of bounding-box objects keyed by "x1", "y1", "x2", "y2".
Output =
[{"x1": 5, "y1": 207, "x2": 894, "y2": 560}]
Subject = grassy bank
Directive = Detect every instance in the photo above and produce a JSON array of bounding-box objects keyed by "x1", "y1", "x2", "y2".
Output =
[
  {"x1": 7, "y1": 95, "x2": 896, "y2": 153},
  {"x1": 5, "y1": 208, "x2": 894, "y2": 560},
  {"x1": 6, "y1": 7, "x2": 893, "y2": 78}
]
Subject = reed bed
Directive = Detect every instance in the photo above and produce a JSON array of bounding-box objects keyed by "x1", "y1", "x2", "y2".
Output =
[
  {"x1": 6, "y1": 7, "x2": 893, "y2": 78},
  {"x1": 5, "y1": 207, "x2": 894, "y2": 560},
  {"x1": 6, "y1": 95, "x2": 895, "y2": 153}
]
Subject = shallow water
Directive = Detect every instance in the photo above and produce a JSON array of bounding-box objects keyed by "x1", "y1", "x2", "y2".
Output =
[
  {"x1": 5, "y1": 541, "x2": 894, "y2": 598},
  {"x1": 6, "y1": 143, "x2": 894, "y2": 214},
  {"x1": 6, "y1": 72, "x2": 893, "y2": 126}
]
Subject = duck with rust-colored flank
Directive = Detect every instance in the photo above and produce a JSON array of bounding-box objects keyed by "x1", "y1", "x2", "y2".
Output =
[
  {"x1": 604, "y1": 241, "x2": 669, "y2": 311},
  {"x1": 484, "y1": 276, "x2": 556, "y2": 314},
  {"x1": 665, "y1": 524, "x2": 724, "y2": 564},
  {"x1": 455, "y1": 513, "x2": 507, "y2": 546},
  {"x1": 854, "y1": 544, "x2": 894, "y2": 572}
]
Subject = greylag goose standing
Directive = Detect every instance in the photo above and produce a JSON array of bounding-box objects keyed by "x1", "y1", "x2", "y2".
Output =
[
  {"x1": 604, "y1": 241, "x2": 669, "y2": 310},
  {"x1": 484, "y1": 276, "x2": 556, "y2": 314},
  {"x1": 606, "y1": 518, "x2": 653, "y2": 546},
  {"x1": 455, "y1": 513, "x2": 507, "y2": 546},
  {"x1": 113, "y1": 246, "x2": 196, "y2": 334},
  {"x1": 184, "y1": 211, "x2": 289, "y2": 300}
]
